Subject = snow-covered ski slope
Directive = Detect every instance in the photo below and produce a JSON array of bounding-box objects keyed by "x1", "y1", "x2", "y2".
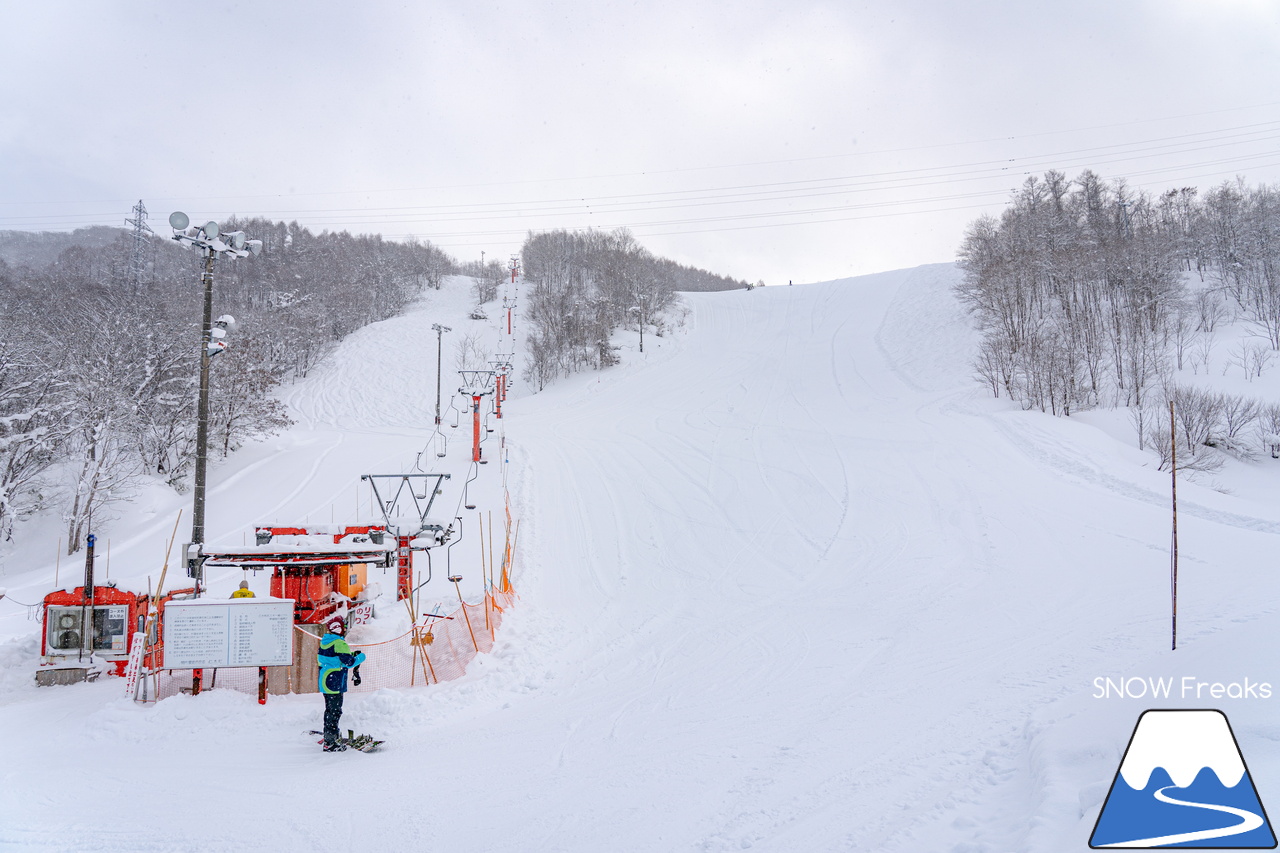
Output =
[{"x1": 3, "y1": 264, "x2": 1280, "y2": 852}]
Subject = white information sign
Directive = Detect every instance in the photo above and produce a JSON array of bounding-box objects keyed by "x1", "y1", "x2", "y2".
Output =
[{"x1": 163, "y1": 598, "x2": 294, "y2": 669}]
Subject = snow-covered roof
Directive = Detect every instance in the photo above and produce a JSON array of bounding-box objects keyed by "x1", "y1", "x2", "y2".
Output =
[{"x1": 202, "y1": 540, "x2": 392, "y2": 568}]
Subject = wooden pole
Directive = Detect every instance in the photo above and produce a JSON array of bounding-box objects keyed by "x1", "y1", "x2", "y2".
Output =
[
  {"x1": 403, "y1": 596, "x2": 420, "y2": 686},
  {"x1": 501, "y1": 520, "x2": 520, "y2": 594},
  {"x1": 452, "y1": 576, "x2": 479, "y2": 651},
  {"x1": 402, "y1": 596, "x2": 433, "y2": 686},
  {"x1": 1170, "y1": 400, "x2": 1179, "y2": 652},
  {"x1": 134, "y1": 512, "x2": 182, "y2": 701},
  {"x1": 419, "y1": 616, "x2": 438, "y2": 685},
  {"x1": 480, "y1": 519, "x2": 491, "y2": 632}
]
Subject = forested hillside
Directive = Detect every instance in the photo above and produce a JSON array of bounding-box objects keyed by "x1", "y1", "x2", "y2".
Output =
[
  {"x1": 0, "y1": 226, "x2": 125, "y2": 269},
  {"x1": 956, "y1": 173, "x2": 1280, "y2": 468},
  {"x1": 0, "y1": 222, "x2": 455, "y2": 551},
  {"x1": 519, "y1": 227, "x2": 745, "y2": 389},
  {"x1": 0, "y1": 221, "x2": 749, "y2": 553}
]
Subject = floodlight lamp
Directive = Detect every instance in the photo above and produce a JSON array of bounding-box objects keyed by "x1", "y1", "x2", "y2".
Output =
[
  {"x1": 203, "y1": 221, "x2": 219, "y2": 239},
  {"x1": 247, "y1": 240, "x2": 262, "y2": 256},
  {"x1": 224, "y1": 231, "x2": 246, "y2": 250},
  {"x1": 169, "y1": 211, "x2": 190, "y2": 230}
]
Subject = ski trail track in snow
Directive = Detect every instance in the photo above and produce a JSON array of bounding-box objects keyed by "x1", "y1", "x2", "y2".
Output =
[
  {"x1": 502, "y1": 270, "x2": 1116, "y2": 849},
  {"x1": 506, "y1": 267, "x2": 1280, "y2": 851}
]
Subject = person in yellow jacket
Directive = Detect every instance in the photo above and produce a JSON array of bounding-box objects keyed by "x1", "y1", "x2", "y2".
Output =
[{"x1": 230, "y1": 580, "x2": 255, "y2": 598}]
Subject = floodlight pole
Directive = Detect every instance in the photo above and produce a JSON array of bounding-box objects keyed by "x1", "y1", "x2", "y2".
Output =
[
  {"x1": 191, "y1": 250, "x2": 216, "y2": 555},
  {"x1": 432, "y1": 323, "x2": 451, "y2": 426},
  {"x1": 168, "y1": 213, "x2": 260, "y2": 597}
]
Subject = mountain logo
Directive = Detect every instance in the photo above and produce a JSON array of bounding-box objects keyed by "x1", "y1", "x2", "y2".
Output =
[{"x1": 1090, "y1": 709, "x2": 1276, "y2": 848}]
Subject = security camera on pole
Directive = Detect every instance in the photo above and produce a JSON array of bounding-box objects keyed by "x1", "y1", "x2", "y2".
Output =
[{"x1": 166, "y1": 212, "x2": 261, "y2": 592}]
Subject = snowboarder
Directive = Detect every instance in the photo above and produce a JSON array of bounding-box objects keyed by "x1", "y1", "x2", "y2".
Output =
[
  {"x1": 230, "y1": 580, "x2": 255, "y2": 599},
  {"x1": 318, "y1": 617, "x2": 366, "y2": 752}
]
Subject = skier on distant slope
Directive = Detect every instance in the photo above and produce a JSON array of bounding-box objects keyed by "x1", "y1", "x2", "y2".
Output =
[{"x1": 318, "y1": 617, "x2": 366, "y2": 752}]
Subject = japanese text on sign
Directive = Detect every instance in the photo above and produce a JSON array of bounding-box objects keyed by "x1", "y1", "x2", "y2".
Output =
[{"x1": 162, "y1": 599, "x2": 293, "y2": 669}]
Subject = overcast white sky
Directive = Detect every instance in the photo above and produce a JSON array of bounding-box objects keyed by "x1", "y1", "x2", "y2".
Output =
[{"x1": 2, "y1": 0, "x2": 1278, "y2": 285}]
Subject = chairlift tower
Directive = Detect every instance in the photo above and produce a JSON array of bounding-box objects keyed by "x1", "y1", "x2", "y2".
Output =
[
  {"x1": 503, "y1": 294, "x2": 516, "y2": 336},
  {"x1": 458, "y1": 370, "x2": 496, "y2": 462},
  {"x1": 490, "y1": 356, "x2": 512, "y2": 417}
]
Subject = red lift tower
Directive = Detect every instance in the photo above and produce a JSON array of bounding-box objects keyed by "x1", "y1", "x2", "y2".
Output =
[
  {"x1": 490, "y1": 357, "x2": 512, "y2": 418},
  {"x1": 458, "y1": 370, "x2": 495, "y2": 462}
]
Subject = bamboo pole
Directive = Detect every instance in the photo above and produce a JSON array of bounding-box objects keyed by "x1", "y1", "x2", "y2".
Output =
[
  {"x1": 501, "y1": 520, "x2": 520, "y2": 594},
  {"x1": 451, "y1": 576, "x2": 479, "y2": 651},
  {"x1": 136, "y1": 511, "x2": 182, "y2": 700},
  {"x1": 149, "y1": 512, "x2": 183, "y2": 628},
  {"x1": 478, "y1": 517, "x2": 491, "y2": 632},
  {"x1": 402, "y1": 596, "x2": 433, "y2": 686}
]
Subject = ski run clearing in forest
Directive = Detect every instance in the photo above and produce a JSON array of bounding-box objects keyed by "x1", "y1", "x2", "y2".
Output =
[{"x1": 2, "y1": 264, "x2": 1280, "y2": 852}]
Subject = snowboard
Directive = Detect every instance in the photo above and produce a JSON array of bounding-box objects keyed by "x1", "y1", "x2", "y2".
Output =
[{"x1": 309, "y1": 729, "x2": 384, "y2": 753}]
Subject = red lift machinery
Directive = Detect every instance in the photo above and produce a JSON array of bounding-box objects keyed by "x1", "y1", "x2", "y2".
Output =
[
  {"x1": 37, "y1": 474, "x2": 454, "y2": 686},
  {"x1": 198, "y1": 473, "x2": 453, "y2": 628},
  {"x1": 37, "y1": 533, "x2": 195, "y2": 684}
]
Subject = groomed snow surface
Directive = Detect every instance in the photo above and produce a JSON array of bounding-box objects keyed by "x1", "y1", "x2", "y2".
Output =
[{"x1": 3, "y1": 265, "x2": 1279, "y2": 852}]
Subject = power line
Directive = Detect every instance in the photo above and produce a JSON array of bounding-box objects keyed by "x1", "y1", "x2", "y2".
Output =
[{"x1": 2, "y1": 113, "x2": 1278, "y2": 243}]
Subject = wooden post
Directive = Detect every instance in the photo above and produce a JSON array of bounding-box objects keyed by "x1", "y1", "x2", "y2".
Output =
[
  {"x1": 82, "y1": 534, "x2": 96, "y2": 662},
  {"x1": 479, "y1": 519, "x2": 490, "y2": 632},
  {"x1": 451, "y1": 576, "x2": 479, "y2": 652},
  {"x1": 1170, "y1": 400, "x2": 1179, "y2": 652},
  {"x1": 403, "y1": 596, "x2": 433, "y2": 686},
  {"x1": 128, "y1": 511, "x2": 181, "y2": 701}
]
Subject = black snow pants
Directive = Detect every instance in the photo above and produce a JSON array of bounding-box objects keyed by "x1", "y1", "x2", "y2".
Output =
[{"x1": 323, "y1": 692, "x2": 345, "y2": 746}]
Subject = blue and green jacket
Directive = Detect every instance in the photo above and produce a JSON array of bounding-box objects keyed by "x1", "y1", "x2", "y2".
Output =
[{"x1": 317, "y1": 632, "x2": 367, "y2": 695}]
